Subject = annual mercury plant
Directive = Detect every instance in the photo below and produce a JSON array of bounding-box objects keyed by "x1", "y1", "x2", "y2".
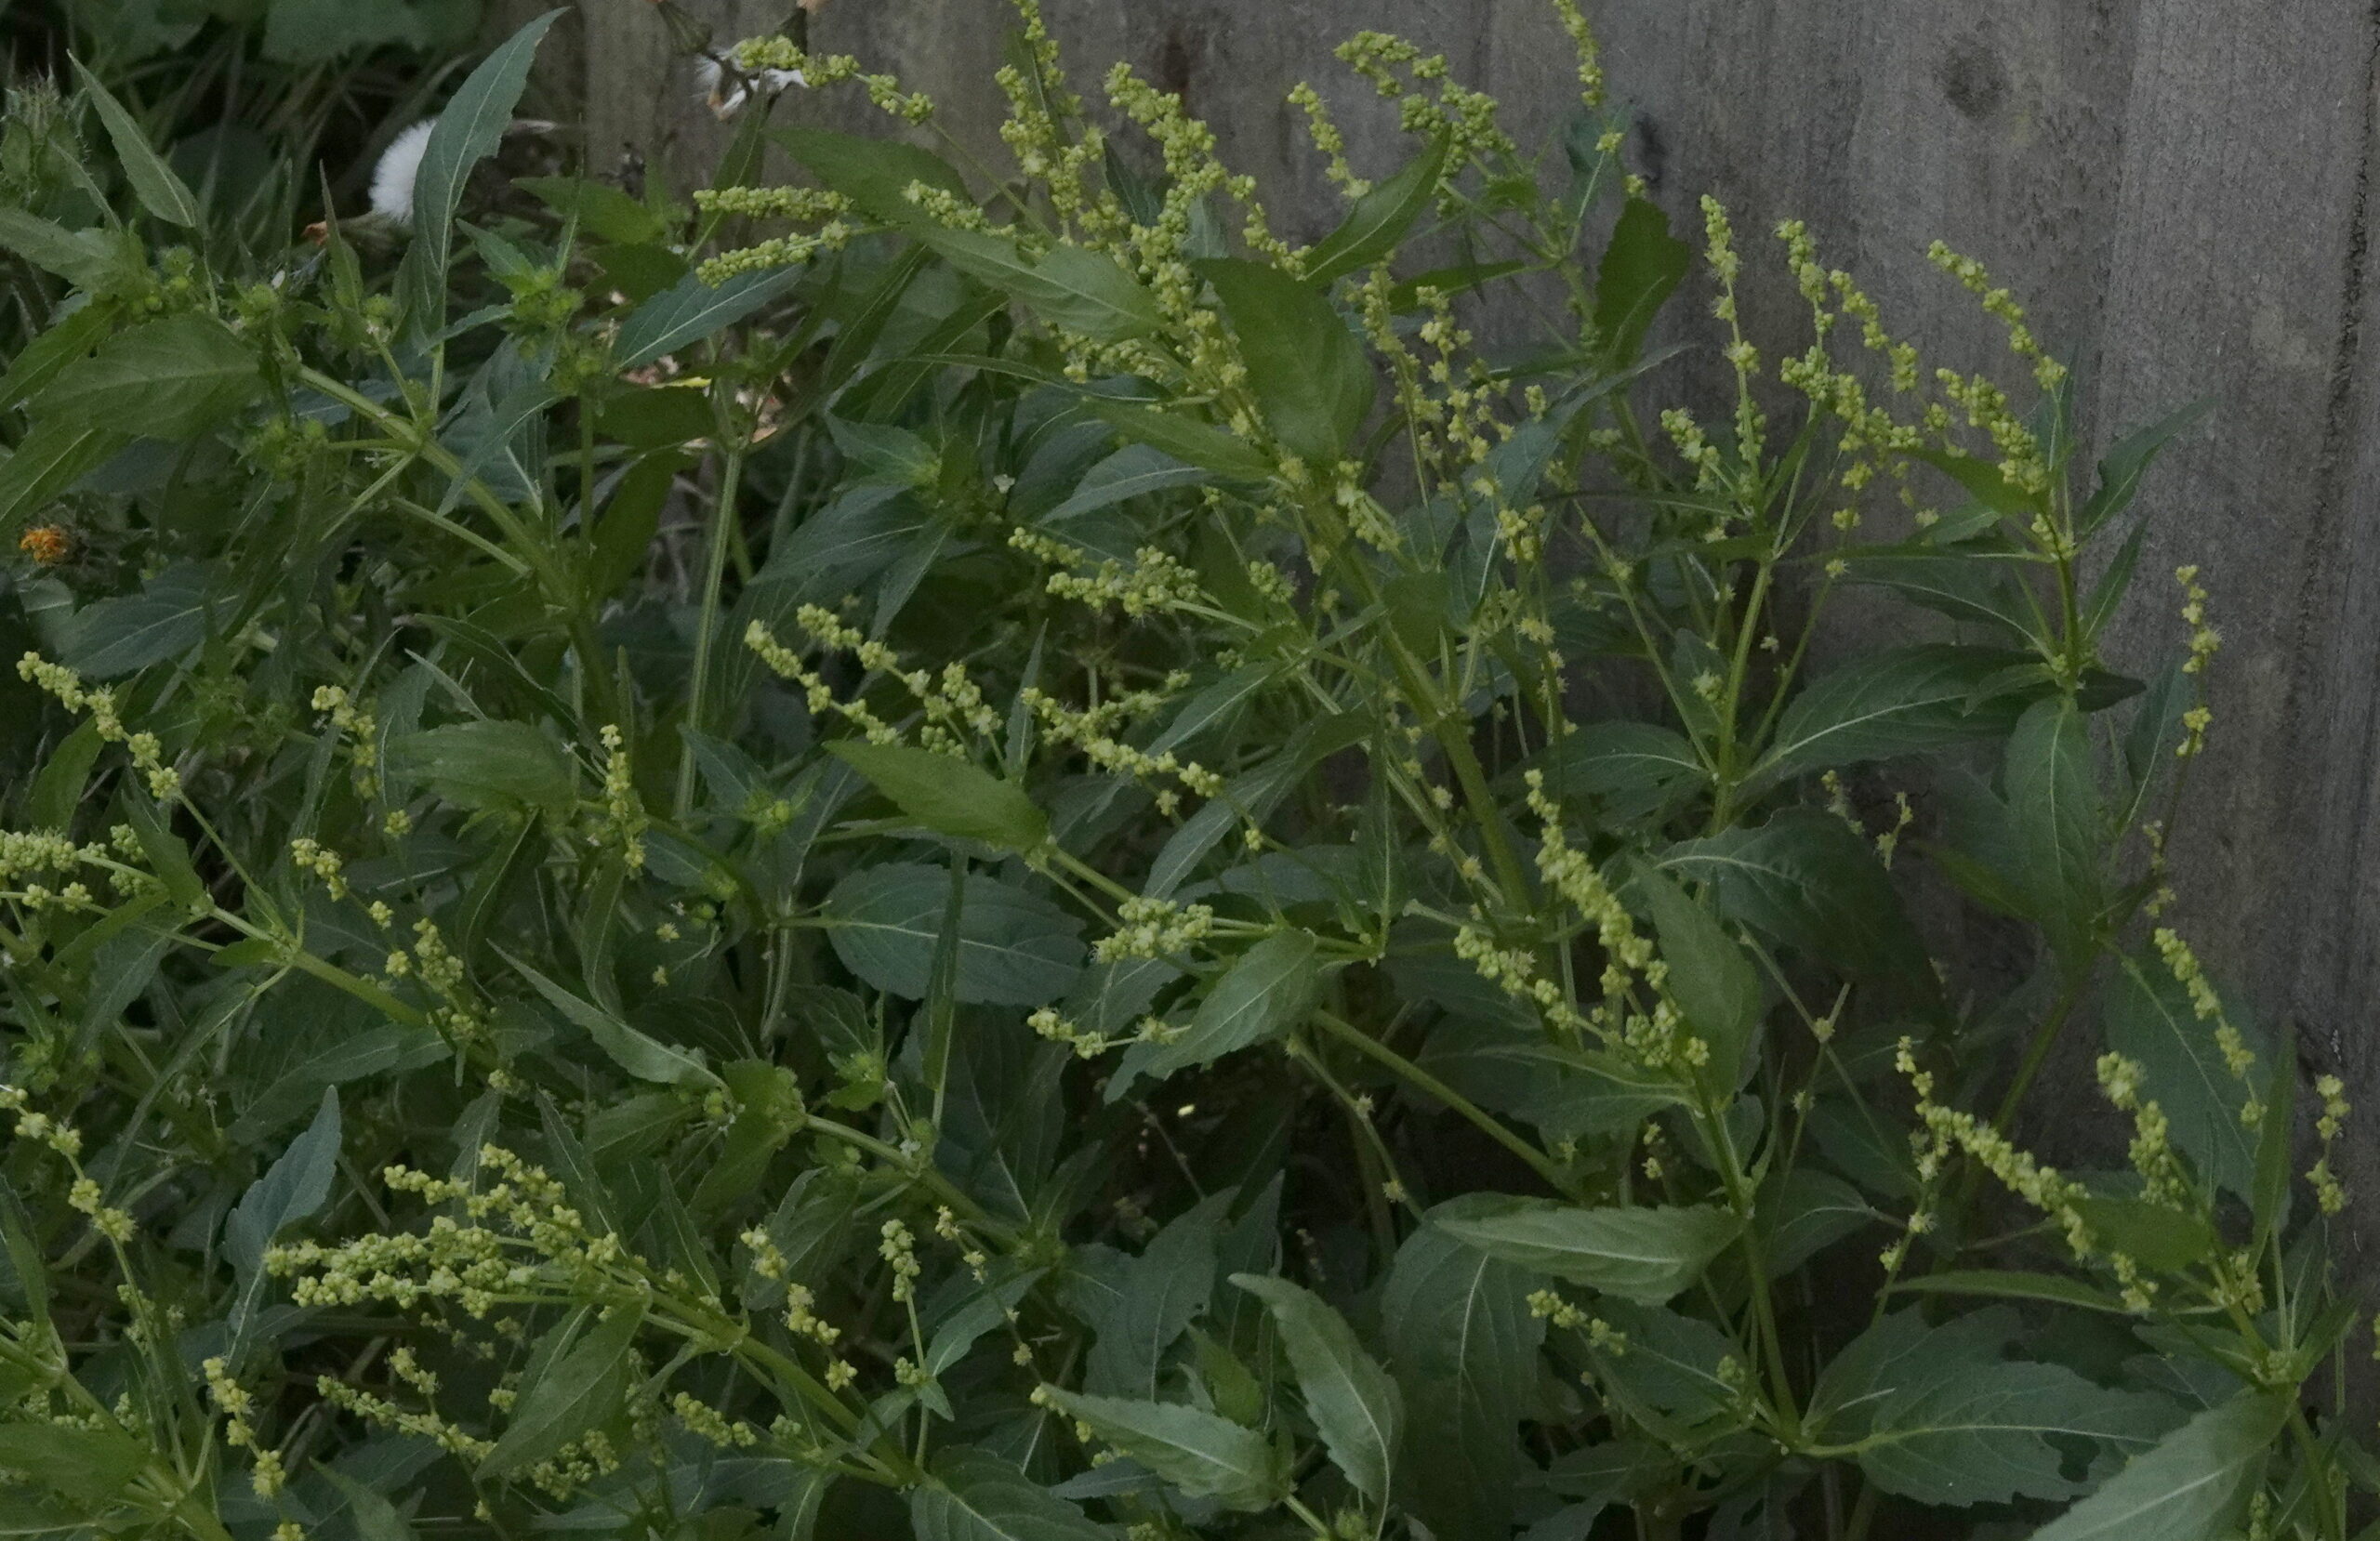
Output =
[{"x1": 0, "y1": 2, "x2": 2359, "y2": 1539}]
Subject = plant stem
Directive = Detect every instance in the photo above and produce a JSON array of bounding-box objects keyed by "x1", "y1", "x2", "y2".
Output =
[
  {"x1": 677, "y1": 446, "x2": 747, "y2": 818},
  {"x1": 1308, "y1": 1009, "x2": 1573, "y2": 1195}
]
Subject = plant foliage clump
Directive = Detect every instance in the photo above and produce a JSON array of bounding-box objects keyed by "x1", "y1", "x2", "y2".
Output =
[{"x1": 0, "y1": 5, "x2": 2357, "y2": 1540}]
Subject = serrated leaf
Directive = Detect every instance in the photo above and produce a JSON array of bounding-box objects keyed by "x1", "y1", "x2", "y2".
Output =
[
  {"x1": 1659, "y1": 809, "x2": 1931, "y2": 985},
  {"x1": 911, "y1": 1449, "x2": 1118, "y2": 1541},
  {"x1": 1199, "y1": 257, "x2": 1375, "y2": 464},
  {"x1": 1629, "y1": 862, "x2": 1759, "y2": 1087},
  {"x1": 0, "y1": 1425, "x2": 149, "y2": 1507},
  {"x1": 1753, "y1": 645, "x2": 2030, "y2": 788},
  {"x1": 2025, "y1": 1390, "x2": 2284, "y2": 1541},
  {"x1": 0, "y1": 208, "x2": 126, "y2": 291},
  {"x1": 504, "y1": 951, "x2": 723, "y2": 1089},
  {"x1": 1380, "y1": 1226, "x2": 1541, "y2": 1541},
  {"x1": 71, "y1": 59, "x2": 202, "y2": 227},
  {"x1": 823, "y1": 863, "x2": 1084, "y2": 1005},
  {"x1": 1043, "y1": 443, "x2": 1212, "y2": 523},
  {"x1": 1039, "y1": 1390, "x2": 1289, "y2": 1510},
  {"x1": 1231, "y1": 1273, "x2": 1403, "y2": 1502},
  {"x1": 55, "y1": 560, "x2": 212, "y2": 678},
  {"x1": 1593, "y1": 197, "x2": 1688, "y2": 365},
  {"x1": 1303, "y1": 134, "x2": 1449, "y2": 285},
  {"x1": 1430, "y1": 1194, "x2": 1738, "y2": 1305},
  {"x1": 224, "y1": 1087, "x2": 342, "y2": 1277},
  {"x1": 400, "y1": 12, "x2": 562, "y2": 334},
  {"x1": 0, "y1": 419, "x2": 126, "y2": 542},
  {"x1": 1079, "y1": 1192, "x2": 1230, "y2": 1397},
  {"x1": 615, "y1": 264, "x2": 800, "y2": 369},
  {"x1": 1111, "y1": 929, "x2": 1320, "y2": 1093},
  {"x1": 479, "y1": 1306, "x2": 641, "y2": 1478},
  {"x1": 35, "y1": 314, "x2": 259, "y2": 441},
  {"x1": 827, "y1": 741, "x2": 1047, "y2": 851},
  {"x1": 384, "y1": 720, "x2": 574, "y2": 814}
]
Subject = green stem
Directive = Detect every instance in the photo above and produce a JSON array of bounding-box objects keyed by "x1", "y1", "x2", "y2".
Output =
[
  {"x1": 677, "y1": 446, "x2": 747, "y2": 818},
  {"x1": 1309, "y1": 1009, "x2": 1573, "y2": 1195}
]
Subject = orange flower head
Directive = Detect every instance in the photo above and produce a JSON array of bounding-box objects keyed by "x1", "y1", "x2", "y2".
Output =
[{"x1": 17, "y1": 525, "x2": 71, "y2": 566}]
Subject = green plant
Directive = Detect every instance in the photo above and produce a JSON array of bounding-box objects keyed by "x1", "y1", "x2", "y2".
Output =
[{"x1": 0, "y1": 6, "x2": 2360, "y2": 1540}]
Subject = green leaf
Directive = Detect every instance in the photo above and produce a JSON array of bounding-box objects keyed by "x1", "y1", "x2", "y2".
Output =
[
  {"x1": 1814, "y1": 1310, "x2": 2176, "y2": 1508},
  {"x1": 823, "y1": 863, "x2": 1084, "y2": 1006},
  {"x1": 2070, "y1": 1195, "x2": 2215, "y2": 1272},
  {"x1": 0, "y1": 420, "x2": 126, "y2": 541},
  {"x1": 1230, "y1": 1273, "x2": 1403, "y2": 1503},
  {"x1": 0, "y1": 1425, "x2": 149, "y2": 1508},
  {"x1": 1199, "y1": 257, "x2": 1376, "y2": 464},
  {"x1": 1753, "y1": 645, "x2": 2030, "y2": 788},
  {"x1": 384, "y1": 720, "x2": 575, "y2": 814},
  {"x1": 2005, "y1": 696, "x2": 2103, "y2": 955},
  {"x1": 56, "y1": 560, "x2": 212, "y2": 678},
  {"x1": 34, "y1": 314, "x2": 259, "y2": 441},
  {"x1": 1302, "y1": 134, "x2": 1450, "y2": 286},
  {"x1": 1082, "y1": 398, "x2": 1276, "y2": 481},
  {"x1": 1843, "y1": 551, "x2": 2037, "y2": 642},
  {"x1": 1628, "y1": 863, "x2": 1759, "y2": 1087},
  {"x1": 1022, "y1": 244, "x2": 1163, "y2": 340},
  {"x1": 224, "y1": 1087, "x2": 341, "y2": 1277},
  {"x1": 0, "y1": 208, "x2": 126, "y2": 291},
  {"x1": 1525, "y1": 719, "x2": 1706, "y2": 819},
  {"x1": 827, "y1": 741, "x2": 1047, "y2": 851},
  {"x1": 776, "y1": 126, "x2": 971, "y2": 225},
  {"x1": 479, "y1": 1306, "x2": 641, "y2": 1479},
  {"x1": 1038, "y1": 1390, "x2": 1289, "y2": 1511},
  {"x1": 2105, "y1": 955, "x2": 2265, "y2": 1200},
  {"x1": 1043, "y1": 443, "x2": 1213, "y2": 523},
  {"x1": 911, "y1": 1450, "x2": 1118, "y2": 1541},
  {"x1": 1430, "y1": 1195, "x2": 1738, "y2": 1305},
  {"x1": 1112, "y1": 929, "x2": 1321, "y2": 1092},
  {"x1": 1593, "y1": 197, "x2": 1689, "y2": 365},
  {"x1": 515, "y1": 175, "x2": 668, "y2": 245},
  {"x1": 70, "y1": 59, "x2": 202, "y2": 227},
  {"x1": 1659, "y1": 809, "x2": 1931, "y2": 985},
  {"x1": 2025, "y1": 1390, "x2": 2285, "y2": 1541},
  {"x1": 25, "y1": 719, "x2": 103, "y2": 831},
  {"x1": 1887, "y1": 1269, "x2": 2136, "y2": 1315},
  {"x1": 0, "y1": 296, "x2": 115, "y2": 415},
  {"x1": 615, "y1": 265, "x2": 800, "y2": 369},
  {"x1": 1078, "y1": 1192, "x2": 1231, "y2": 1398},
  {"x1": 2079, "y1": 398, "x2": 2213, "y2": 537},
  {"x1": 1911, "y1": 446, "x2": 2042, "y2": 519},
  {"x1": 504, "y1": 952, "x2": 724, "y2": 1090},
  {"x1": 1380, "y1": 1226, "x2": 1542, "y2": 1541},
  {"x1": 400, "y1": 12, "x2": 562, "y2": 334}
]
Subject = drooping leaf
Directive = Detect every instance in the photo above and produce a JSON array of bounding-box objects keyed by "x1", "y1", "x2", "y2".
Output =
[
  {"x1": 1659, "y1": 809, "x2": 1931, "y2": 985},
  {"x1": 2104, "y1": 954, "x2": 2266, "y2": 1200},
  {"x1": 1628, "y1": 862, "x2": 1759, "y2": 1087},
  {"x1": 1231, "y1": 1273, "x2": 1403, "y2": 1502},
  {"x1": 2005, "y1": 695, "x2": 2103, "y2": 955},
  {"x1": 505, "y1": 952, "x2": 724, "y2": 1090}
]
